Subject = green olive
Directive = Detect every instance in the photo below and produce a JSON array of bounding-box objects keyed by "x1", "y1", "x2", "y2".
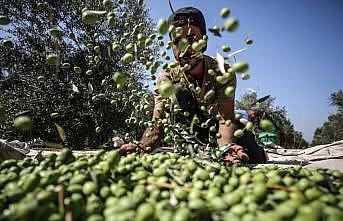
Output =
[
  {"x1": 174, "y1": 208, "x2": 191, "y2": 221},
  {"x1": 220, "y1": 8, "x2": 230, "y2": 19},
  {"x1": 245, "y1": 121, "x2": 254, "y2": 131},
  {"x1": 121, "y1": 53, "x2": 134, "y2": 63},
  {"x1": 0, "y1": 15, "x2": 10, "y2": 25},
  {"x1": 253, "y1": 183, "x2": 268, "y2": 202},
  {"x1": 188, "y1": 198, "x2": 206, "y2": 210},
  {"x1": 158, "y1": 80, "x2": 175, "y2": 97},
  {"x1": 82, "y1": 11, "x2": 98, "y2": 25},
  {"x1": 136, "y1": 203, "x2": 153, "y2": 221},
  {"x1": 112, "y1": 72, "x2": 126, "y2": 87},
  {"x1": 86, "y1": 69, "x2": 93, "y2": 75},
  {"x1": 94, "y1": 45, "x2": 101, "y2": 53},
  {"x1": 186, "y1": 161, "x2": 197, "y2": 172},
  {"x1": 209, "y1": 126, "x2": 216, "y2": 132},
  {"x1": 210, "y1": 197, "x2": 229, "y2": 211},
  {"x1": 83, "y1": 181, "x2": 97, "y2": 195},
  {"x1": 46, "y1": 54, "x2": 59, "y2": 65},
  {"x1": 50, "y1": 112, "x2": 59, "y2": 118},
  {"x1": 241, "y1": 73, "x2": 250, "y2": 80},
  {"x1": 234, "y1": 129, "x2": 244, "y2": 138},
  {"x1": 108, "y1": 16, "x2": 116, "y2": 27},
  {"x1": 208, "y1": 69, "x2": 215, "y2": 76},
  {"x1": 177, "y1": 38, "x2": 189, "y2": 52},
  {"x1": 37, "y1": 75, "x2": 45, "y2": 83},
  {"x1": 174, "y1": 188, "x2": 188, "y2": 200},
  {"x1": 74, "y1": 66, "x2": 82, "y2": 74},
  {"x1": 103, "y1": 0, "x2": 112, "y2": 8},
  {"x1": 222, "y1": 45, "x2": 231, "y2": 52},
  {"x1": 204, "y1": 89, "x2": 215, "y2": 101},
  {"x1": 231, "y1": 62, "x2": 249, "y2": 73},
  {"x1": 192, "y1": 42, "x2": 202, "y2": 51},
  {"x1": 125, "y1": 43, "x2": 134, "y2": 53},
  {"x1": 259, "y1": 119, "x2": 275, "y2": 132},
  {"x1": 194, "y1": 168, "x2": 209, "y2": 181},
  {"x1": 224, "y1": 86, "x2": 235, "y2": 98},
  {"x1": 2, "y1": 39, "x2": 13, "y2": 47},
  {"x1": 145, "y1": 38, "x2": 153, "y2": 47},
  {"x1": 195, "y1": 87, "x2": 202, "y2": 94},
  {"x1": 304, "y1": 188, "x2": 322, "y2": 201},
  {"x1": 224, "y1": 17, "x2": 239, "y2": 32},
  {"x1": 62, "y1": 62, "x2": 71, "y2": 69},
  {"x1": 95, "y1": 126, "x2": 101, "y2": 133},
  {"x1": 157, "y1": 19, "x2": 169, "y2": 35},
  {"x1": 235, "y1": 113, "x2": 242, "y2": 119},
  {"x1": 198, "y1": 39, "x2": 207, "y2": 48},
  {"x1": 14, "y1": 116, "x2": 32, "y2": 131},
  {"x1": 246, "y1": 38, "x2": 253, "y2": 45},
  {"x1": 112, "y1": 43, "x2": 120, "y2": 52}
]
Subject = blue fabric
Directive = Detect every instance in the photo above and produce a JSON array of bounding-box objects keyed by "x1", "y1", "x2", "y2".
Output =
[{"x1": 234, "y1": 110, "x2": 250, "y2": 121}]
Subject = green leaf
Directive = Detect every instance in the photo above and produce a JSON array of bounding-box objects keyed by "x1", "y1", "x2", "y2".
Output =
[{"x1": 55, "y1": 123, "x2": 67, "y2": 142}]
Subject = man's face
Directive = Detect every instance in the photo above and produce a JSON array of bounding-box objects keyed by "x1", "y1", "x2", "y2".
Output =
[{"x1": 171, "y1": 25, "x2": 203, "y2": 69}]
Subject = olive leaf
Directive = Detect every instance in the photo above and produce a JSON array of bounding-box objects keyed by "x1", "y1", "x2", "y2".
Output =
[
  {"x1": 87, "y1": 82, "x2": 93, "y2": 94},
  {"x1": 227, "y1": 48, "x2": 247, "y2": 58},
  {"x1": 72, "y1": 84, "x2": 79, "y2": 93},
  {"x1": 216, "y1": 52, "x2": 226, "y2": 74},
  {"x1": 55, "y1": 123, "x2": 67, "y2": 142}
]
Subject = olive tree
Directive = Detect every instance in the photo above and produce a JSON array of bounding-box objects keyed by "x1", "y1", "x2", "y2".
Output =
[
  {"x1": 312, "y1": 90, "x2": 343, "y2": 145},
  {"x1": 0, "y1": 0, "x2": 158, "y2": 148}
]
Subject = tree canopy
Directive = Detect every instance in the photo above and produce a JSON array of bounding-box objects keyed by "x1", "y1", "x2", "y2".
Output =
[
  {"x1": 312, "y1": 90, "x2": 343, "y2": 146},
  {"x1": 0, "y1": 0, "x2": 158, "y2": 148}
]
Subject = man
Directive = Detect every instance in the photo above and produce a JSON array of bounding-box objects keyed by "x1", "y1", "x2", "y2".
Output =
[
  {"x1": 119, "y1": 7, "x2": 266, "y2": 165},
  {"x1": 235, "y1": 108, "x2": 263, "y2": 127}
]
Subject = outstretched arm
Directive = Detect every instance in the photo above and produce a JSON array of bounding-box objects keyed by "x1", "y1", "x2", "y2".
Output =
[
  {"x1": 118, "y1": 96, "x2": 165, "y2": 155},
  {"x1": 217, "y1": 98, "x2": 237, "y2": 147}
]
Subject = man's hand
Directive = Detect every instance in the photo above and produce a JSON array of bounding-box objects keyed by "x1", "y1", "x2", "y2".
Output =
[
  {"x1": 223, "y1": 144, "x2": 249, "y2": 166},
  {"x1": 117, "y1": 143, "x2": 138, "y2": 155}
]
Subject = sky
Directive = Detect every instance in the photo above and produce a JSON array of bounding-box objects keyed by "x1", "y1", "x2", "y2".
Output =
[{"x1": 145, "y1": 0, "x2": 343, "y2": 142}]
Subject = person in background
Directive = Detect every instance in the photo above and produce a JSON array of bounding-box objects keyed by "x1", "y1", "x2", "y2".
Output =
[{"x1": 235, "y1": 108, "x2": 263, "y2": 127}]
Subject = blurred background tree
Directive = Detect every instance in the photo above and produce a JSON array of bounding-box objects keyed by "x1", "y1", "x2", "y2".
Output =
[
  {"x1": 236, "y1": 91, "x2": 309, "y2": 148},
  {"x1": 312, "y1": 90, "x2": 343, "y2": 146}
]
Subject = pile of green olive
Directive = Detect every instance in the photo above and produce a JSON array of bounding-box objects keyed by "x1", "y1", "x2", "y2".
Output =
[{"x1": 0, "y1": 149, "x2": 342, "y2": 221}]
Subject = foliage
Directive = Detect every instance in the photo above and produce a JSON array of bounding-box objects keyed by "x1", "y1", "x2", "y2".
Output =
[
  {"x1": 236, "y1": 91, "x2": 309, "y2": 148},
  {"x1": 312, "y1": 90, "x2": 343, "y2": 146},
  {"x1": 0, "y1": 0, "x2": 157, "y2": 148}
]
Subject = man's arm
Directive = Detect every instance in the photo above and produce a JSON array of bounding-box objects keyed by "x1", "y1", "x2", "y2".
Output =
[
  {"x1": 118, "y1": 72, "x2": 170, "y2": 155},
  {"x1": 217, "y1": 98, "x2": 237, "y2": 147},
  {"x1": 138, "y1": 97, "x2": 165, "y2": 150},
  {"x1": 118, "y1": 97, "x2": 165, "y2": 155},
  {"x1": 214, "y1": 70, "x2": 237, "y2": 147}
]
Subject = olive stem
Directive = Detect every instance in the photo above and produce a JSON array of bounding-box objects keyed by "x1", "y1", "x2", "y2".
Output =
[
  {"x1": 140, "y1": 179, "x2": 208, "y2": 195},
  {"x1": 265, "y1": 184, "x2": 299, "y2": 192},
  {"x1": 167, "y1": 169, "x2": 185, "y2": 185}
]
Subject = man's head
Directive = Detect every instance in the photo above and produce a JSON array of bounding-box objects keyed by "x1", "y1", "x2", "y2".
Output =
[
  {"x1": 168, "y1": 7, "x2": 206, "y2": 36},
  {"x1": 168, "y1": 7, "x2": 207, "y2": 69}
]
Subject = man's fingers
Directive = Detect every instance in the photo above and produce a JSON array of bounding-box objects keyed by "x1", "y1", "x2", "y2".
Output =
[
  {"x1": 238, "y1": 152, "x2": 249, "y2": 162},
  {"x1": 117, "y1": 147, "x2": 127, "y2": 155},
  {"x1": 117, "y1": 144, "x2": 138, "y2": 156},
  {"x1": 223, "y1": 144, "x2": 250, "y2": 166}
]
